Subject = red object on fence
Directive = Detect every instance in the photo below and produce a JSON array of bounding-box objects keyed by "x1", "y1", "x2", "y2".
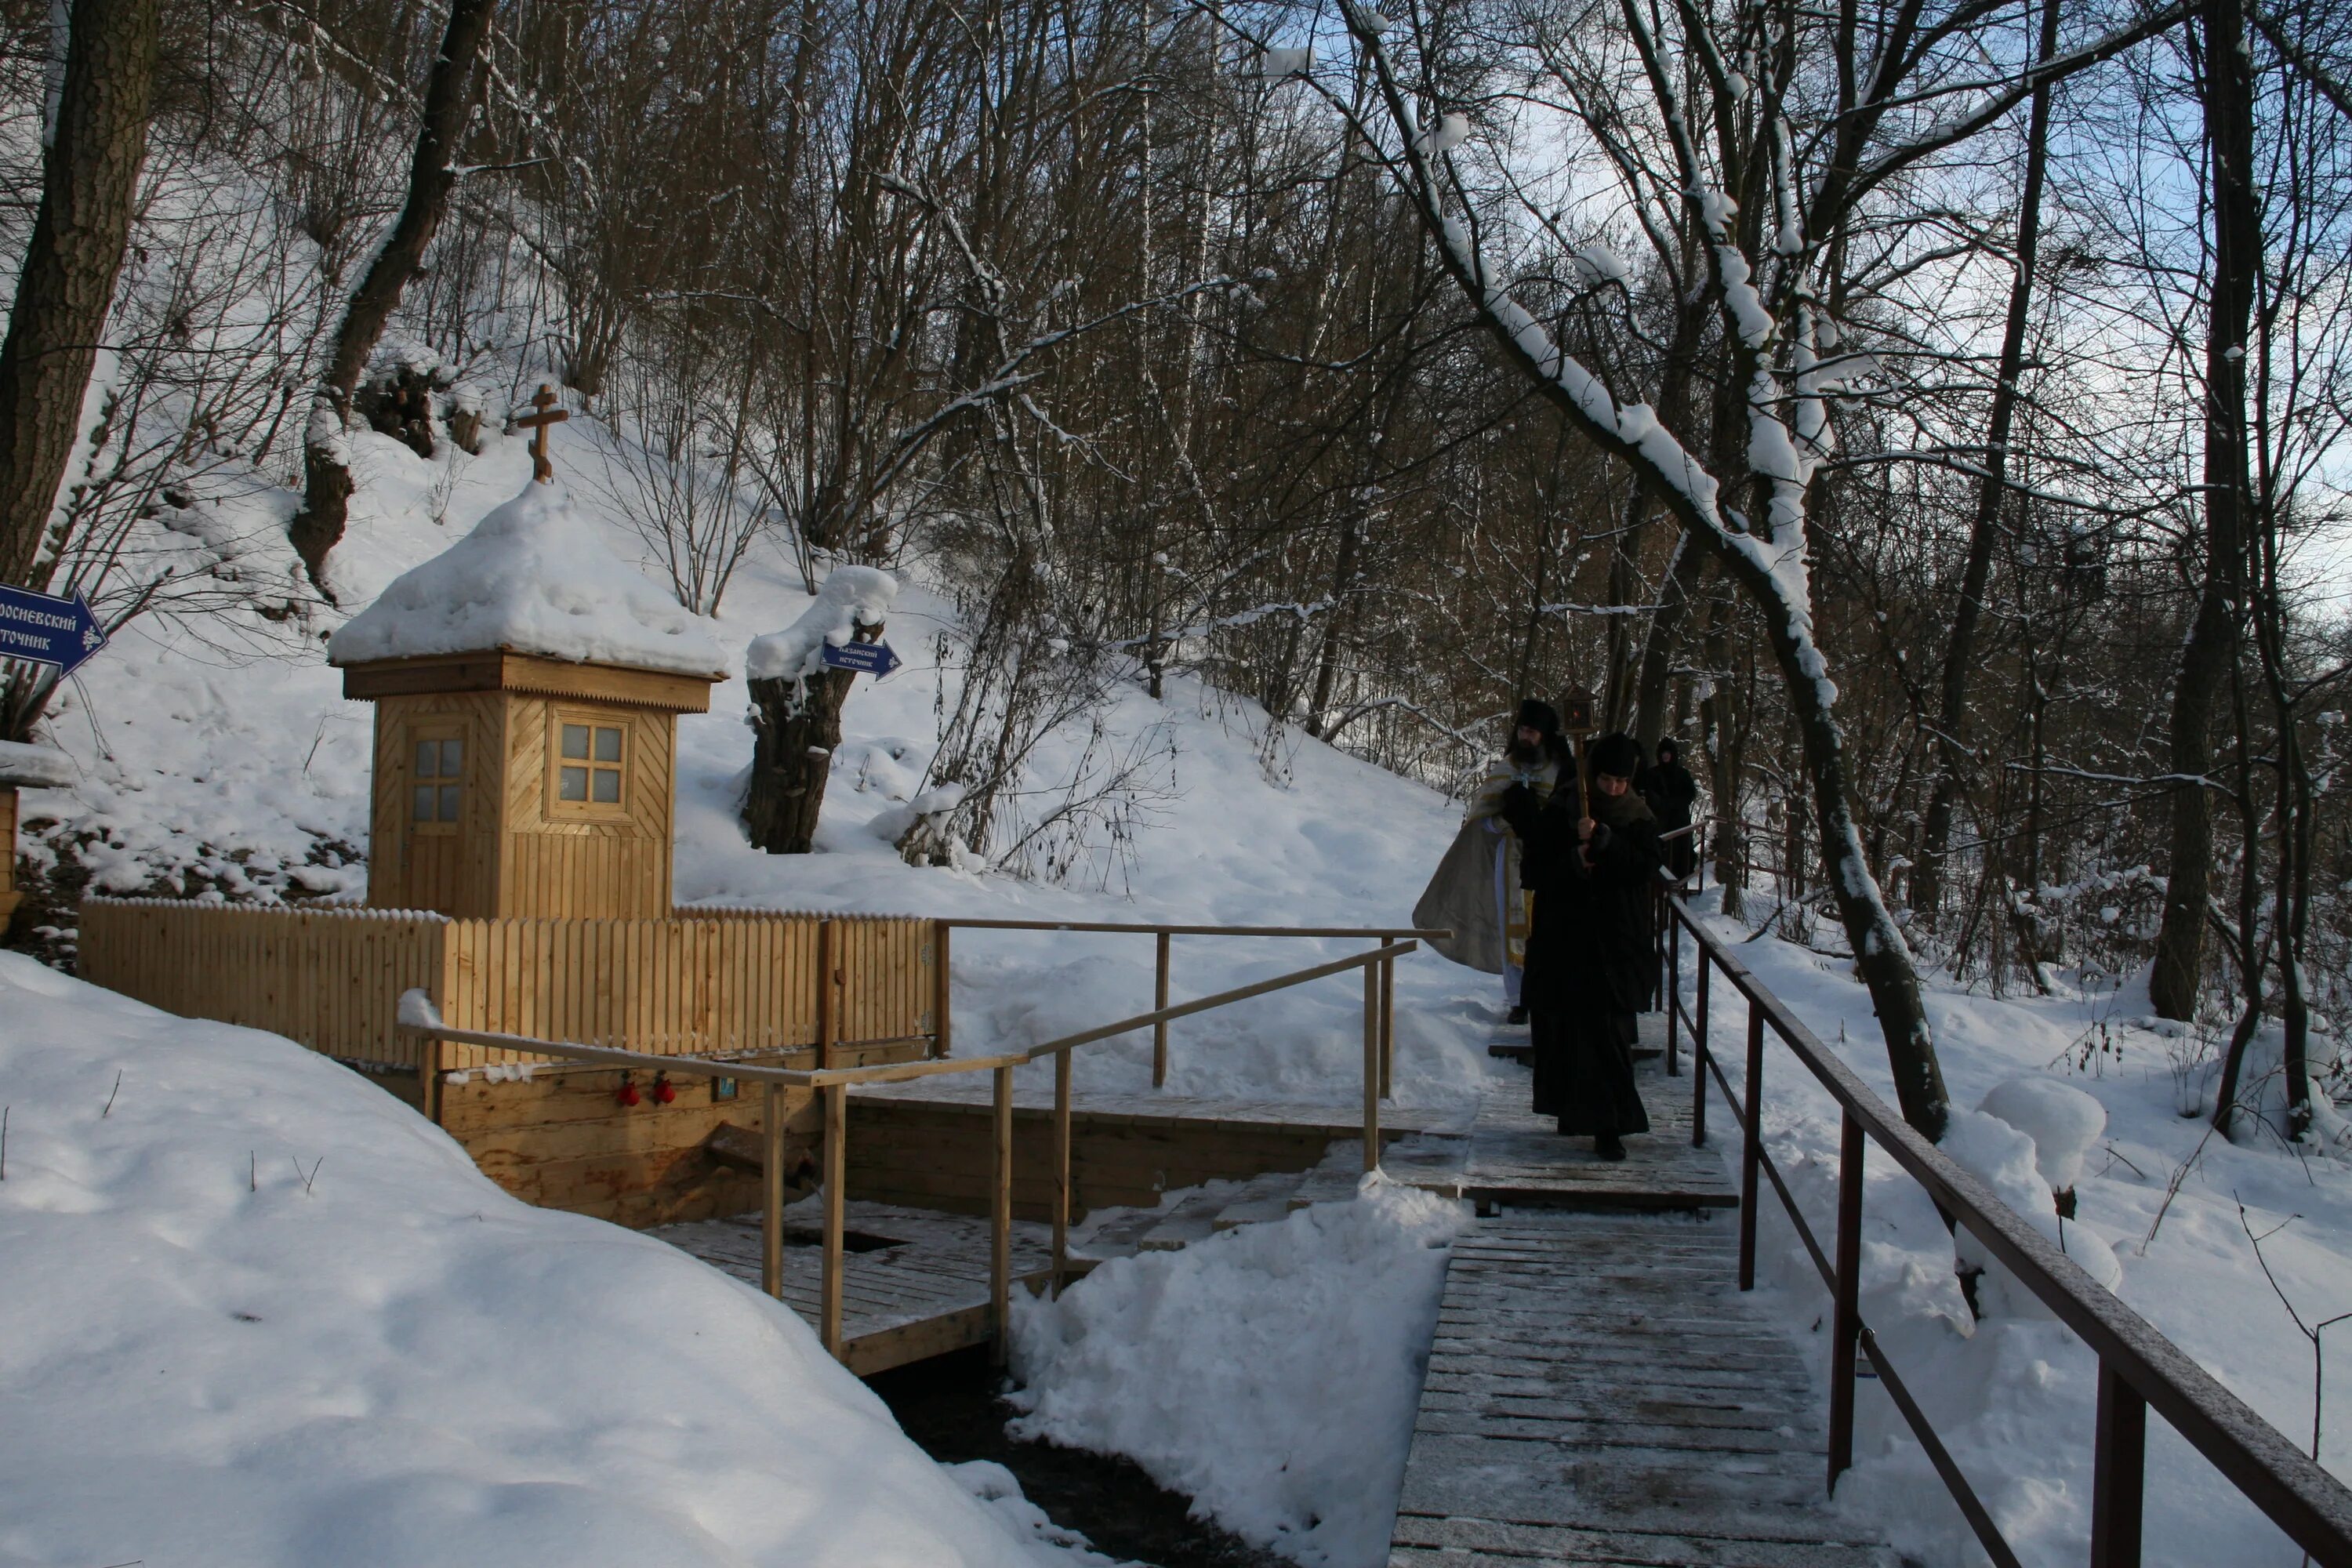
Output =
[
  {"x1": 652, "y1": 1073, "x2": 676, "y2": 1105},
  {"x1": 616, "y1": 1074, "x2": 641, "y2": 1107}
]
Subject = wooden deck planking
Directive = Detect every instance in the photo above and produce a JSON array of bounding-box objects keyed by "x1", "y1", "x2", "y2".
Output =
[
  {"x1": 655, "y1": 1199, "x2": 1054, "y2": 1374},
  {"x1": 1390, "y1": 1197, "x2": 1898, "y2": 1566},
  {"x1": 1455, "y1": 1019, "x2": 1736, "y2": 1210}
]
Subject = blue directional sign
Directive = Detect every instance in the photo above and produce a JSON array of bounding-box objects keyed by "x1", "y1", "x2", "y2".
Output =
[
  {"x1": 818, "y1": 640, "x2": 902, "y2": 677},
  {"x1": 0, "y1": 583, "x2": 107, "y2": 677}
]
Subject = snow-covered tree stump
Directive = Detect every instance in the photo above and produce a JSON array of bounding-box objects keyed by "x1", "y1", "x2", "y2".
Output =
[{"x1": 742, "y1": 568, "x2": 898, "y2": 855}]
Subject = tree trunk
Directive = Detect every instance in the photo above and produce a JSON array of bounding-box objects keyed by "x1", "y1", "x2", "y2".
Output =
[
  {"x1": 1912, "y1": 0, "x2": 2060, "y2": 923},
  {"x1": 745, "y1": 666, "x2": 858, "y2": 853},
  {"x1": 1632, "y1": 530, "x2": 1707, "y2": 756},
  {"x1": 0, "y1": 0, "x2": 158, "y2": 593},
  {"x1": 2151, "y1": 0, "x2": 2259, "y2": 1021},
  {"x1": 289, "y1": 0, "x2": 496, "y2": 597}
]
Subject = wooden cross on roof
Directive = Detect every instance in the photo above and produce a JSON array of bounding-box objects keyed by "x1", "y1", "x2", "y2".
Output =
[{"x1": 516, "y1": 383, "x2": 569, "y2": 483}]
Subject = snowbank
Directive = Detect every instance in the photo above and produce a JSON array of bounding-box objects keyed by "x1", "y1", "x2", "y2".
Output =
[
  {"x1": 745, "y1": 564, "x2": 900, "y2": 682},
  {"x1": 1007, "y1": 1175, "x2": 1468, "y2": 1567},
  {"x1": 0, "y1": 739, "x2": 74, "y2": 788},
  {"x1": 0, "y1": 952, "x2": 1100, "y2": 1568},
  {"x1": 1684, "y1": 894, "x2": 2352, "y2": 1568},
  {"x1": 331, "y1": 480, "x2": 728, "y2": 677}
]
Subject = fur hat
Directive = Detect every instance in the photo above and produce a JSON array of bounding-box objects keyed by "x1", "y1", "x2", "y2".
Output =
[
  {"x1": 1514, "y1": 698, "x2": 1561, "y2": 736},
  {"x1": 1588, "y1": 731, "x2": 1642, "y2": 780}
]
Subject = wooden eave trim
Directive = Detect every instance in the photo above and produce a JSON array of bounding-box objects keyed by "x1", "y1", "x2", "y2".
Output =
[{"x1": 337, "y1": 650, "x2": 718, "y2": 712}]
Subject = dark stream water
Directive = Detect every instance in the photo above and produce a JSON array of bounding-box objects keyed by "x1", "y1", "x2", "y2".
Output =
[{"x1": 867, "y1": 1348, "x2": 1290, "y2": 1568}]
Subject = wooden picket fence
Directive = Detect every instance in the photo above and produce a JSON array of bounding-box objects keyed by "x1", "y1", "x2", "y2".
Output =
[{"x1": 78, "y1": 898, "x2": 937, "y2": 1073}]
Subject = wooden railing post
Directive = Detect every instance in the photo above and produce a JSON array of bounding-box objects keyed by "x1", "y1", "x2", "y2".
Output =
[
  {"x1": 1363, "y1": 959, "x2": 1381, "y2": 1174},
  {"x1": 932, "y1": 918, "x2": 952, "y2": 1059},
  {"x1": 1152, "y1": 931, "x2": 1171, "y2": 1087},
  {"x1": 1052, "y1": 1047, "x2": 1072, "y2": 1294},
  {"x1": 1830, "y1": 1108, "x2": 1864, "y2": 1490},
  {"x1": 2091, "y1": 1363, "x2": 2147, "y2": 1567},
  {"x1": 1692, "y1": 949, "x2": 1710, "y2": 1147},
  {"x1": 1665, "y1": 902, "x2": 1681, "y2": 1077},
  {"x1": 821, "y1": 1081, "x2": 845, "y2": 1358},
  {"x1": 1378, "y1": 950, "x2": 1396, "y2": 1101},
  {"x1": 817, "y1": 918, "x2": 838, "y2": 1071},
  {"x1": 762, "y1": 1081, "x2": 786, "y2": 1298},
  {"x1": 992, "y1": 1064, "x2": 1014, "y2": 1364},
  {"x1": 1739, "y1": 1007, "x2": 1765, "y2": 1290}
]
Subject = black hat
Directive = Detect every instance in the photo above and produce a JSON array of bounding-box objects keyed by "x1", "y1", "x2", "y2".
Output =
[
  {"x1": 1515, "y1": 698, "x2": 1561, "y2": 735},
  {"x1": 1655, "y1": 739, "x2": 1680, "y2": 763},
  {"x1": 1588, "y1": 731, "x2": 1641, "y2": 779}
]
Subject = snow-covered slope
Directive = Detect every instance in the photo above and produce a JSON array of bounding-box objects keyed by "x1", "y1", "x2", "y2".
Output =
[
  {"x1": 0, "y1": 951, "x2": 1112, "y2": 1568},
  {"x1": 15, "y1": 419, "x2": 1493, "y2": 1107}
]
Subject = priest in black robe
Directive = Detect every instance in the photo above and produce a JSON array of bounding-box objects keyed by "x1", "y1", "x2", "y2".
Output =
[{"x1": 1500, "y1": 732, "x2": 1663, "y2": 1160}]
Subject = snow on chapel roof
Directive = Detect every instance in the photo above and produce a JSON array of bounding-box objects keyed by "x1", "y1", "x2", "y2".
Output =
[{"x1": 331, "y1": 481, "x2": 728, "y2": 678}]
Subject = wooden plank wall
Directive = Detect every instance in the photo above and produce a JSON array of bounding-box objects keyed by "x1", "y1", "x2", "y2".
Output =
[
  {"x1": 76, "y1": 900, "x2": 450, "y2": 1066},
  {"x1": 845, "y1": 1099, "x2": 1339, "y2": 1222},
  {"x1": 497, "y1": 695, "x2": 673, "y2": 919},
  {"x1": 441, "y1": 1067, "x2": 822, "y2": 1227},
  {"x1": 434, "y1": 913, "x2": 931, "y2": 1068},
  {"x1": 78, "y1": 902, "x2": 936, "y2": 1070}
]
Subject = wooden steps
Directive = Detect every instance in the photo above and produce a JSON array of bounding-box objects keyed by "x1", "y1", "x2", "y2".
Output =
[
  {"x1": 655, "y1": 1199, "x2": 1054, "y2": 1376},
  {"x1": 1459, "y1": 1025, "x2": 1733, "y2": 1211},
  {"x1": 1391, "y1": 1210, "x2": 1899, "y2": 1568},
  {"x1": 1389, "y1": 1049, "x2": 1896, "y2": 1568}
]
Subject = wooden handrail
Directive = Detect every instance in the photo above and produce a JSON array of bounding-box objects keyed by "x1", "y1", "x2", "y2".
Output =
[
  {"x1": 1662, "y1": 895, "x2": 2352, "y2": 1566},
  {"x1": 395, "y1": 931, "x2": 1417, "y2": 1369},
  {"x1": 941, "y1": 918, "x2": 1446, "y2": 938}
]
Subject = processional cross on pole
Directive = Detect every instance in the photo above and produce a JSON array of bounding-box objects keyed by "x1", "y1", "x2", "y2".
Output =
[{"x1": 516, "y1": 383, "x2": 569, "y2": 483}]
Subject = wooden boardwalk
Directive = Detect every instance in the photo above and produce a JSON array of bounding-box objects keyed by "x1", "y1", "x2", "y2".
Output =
[
  {"x1": 1451, "y1": 1018, "x2": 1734, "y2": 1211},
  {"x1": 656, "y1": 1199, "x2": 1053, "y2": 1376},
  {"x1": 1391, "y1": 1040, "x2": 1897, "y2": 1567}
]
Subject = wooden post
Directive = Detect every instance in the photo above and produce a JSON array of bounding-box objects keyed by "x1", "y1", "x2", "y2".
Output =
[
  {"x1": 1052, "y1": 1047, "x2": 1072, "y2": 1294},
  {"x1": 1692, "y1": 954, "x2": 1711, "y2": 1147},
  {"x1": 1739, "y1": 1007, "x2": 1765, "y2": 1290},
  {"x1": 1378, "y1": 949, "x2": 1396, "y2": 1100},
  {"x1": 992, "y1": 1064, "x2": 1014, "y2": 1364},
  {"x1": 419, "y1": 1032, "x2": 446, "y2": 1124},
  {"x1": 816, "y1": 918, "x2": 837, "y2": 1070},
  {"x1": 1363, "y1": 960, "x2": 1381, "y2": 1174},
  {"x1": 1828, "y1": 1109, "x2": 1864, "y2": 1490},
  {"x1": 2090, "y1": 1362, "x2": 2147, "y2": 1567},
  {"x1": 1152, "y1": 931, "x2": 1171, "y2": 1087},
  {"x1": 761, "y1": 1082, "x2": 785, "y2": 1298},
  {"x1": 931, "y1": 919, "x2": 952, "y2": 1059},
  {"x1": 821, "y1": 1081, "x2": 845, "y2": 1358}
]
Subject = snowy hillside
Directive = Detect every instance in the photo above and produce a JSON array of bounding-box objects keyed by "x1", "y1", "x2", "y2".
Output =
[
  {"x1": 0, "y1": 951, "x2": 1116, "y2": 1568},
  {"x1": 11, "y1": 416, "x2": 1493, "y2": 1106}
]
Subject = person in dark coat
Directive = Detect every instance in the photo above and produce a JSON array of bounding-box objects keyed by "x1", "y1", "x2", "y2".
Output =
[
  {"x1": 1500, "y1": 731, "x2": 1663, "y2": 1160},
  {"x1": 1640, "y1": 739, "x2": 1700, "y2": 882}
]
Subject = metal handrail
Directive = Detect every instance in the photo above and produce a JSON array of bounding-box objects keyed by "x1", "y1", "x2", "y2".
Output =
[{"x1": 1661, "y1": 894, "x2": 2352, "y2": 1568}]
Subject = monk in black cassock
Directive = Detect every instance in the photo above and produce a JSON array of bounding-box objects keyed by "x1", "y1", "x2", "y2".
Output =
[
  {"x1": 1640, "y1": 738, "x2": 1700, "y2": 883},
  {"x1": 1499, "y1": 731, "x2": 1662, "y2": 1160}
]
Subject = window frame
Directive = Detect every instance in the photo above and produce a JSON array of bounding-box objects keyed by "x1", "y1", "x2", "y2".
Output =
[
  {"x1": 546, "y1": 707, "x2": 631, "y2": 822},
  {"x1": 405, "y1": 722, "x2": 467, "y2": 837}
]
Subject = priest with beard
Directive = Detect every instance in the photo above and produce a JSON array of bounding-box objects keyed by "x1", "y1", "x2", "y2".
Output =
[{"x1": 1499, "y1": 731, "x2": 1663, "y2": 1160}]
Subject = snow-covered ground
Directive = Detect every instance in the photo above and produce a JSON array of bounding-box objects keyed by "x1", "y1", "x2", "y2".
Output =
[
  {"x1": 0, "y1": 950, "x2": 1122, "y2": 1568},
  {"x1": 10, "y1": 412, "x2": 2352, "y2": 1568},
  {"x1": 1683, "y1": 894, "x2": 2352, "y2": 1568},
  {"x1": 1010, "y1": 1175, "x2": 1468, "y2": 1568}
]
